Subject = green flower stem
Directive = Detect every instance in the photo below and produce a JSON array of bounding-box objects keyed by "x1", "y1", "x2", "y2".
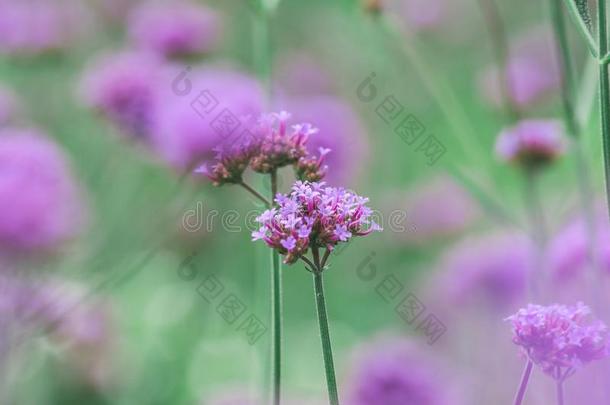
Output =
[
  {"x1": 270, "y1": 170, "x2": 282, "y2": 405},
  {"x1": 557, "y1": 379, "x2": 565, "y2": 405},
  {"x1": 598, "y1": 0, "x2": 610, "y2": 222},
  {"x1": 549, "y1": 0, "x2": 601, "y2": 306},
  {"x1": 513, "y1": 360, "x2": 533, "y2": 405},
  {"x1": 477, "y1": 0, "x2": 519, "y2": 121},
  {"x1": 523, "y1": 169, "x2": 547, "y2": 299},
  {"x1": 561, "y1": 0, "x2": 598, "y2": 57},
  {"x1": 240, "y1": 181, "x2": 271, "y2": 207},
  {"x1": 312, "y1": 246, "x2": 340, "y2": 405}
]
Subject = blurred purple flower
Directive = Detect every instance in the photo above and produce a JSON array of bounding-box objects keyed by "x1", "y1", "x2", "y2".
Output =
[
  {"x1": 253, "y1": 181, "x2": 381, "y2": 264},
  {"x1": 284, "y1": 96, "x2": 368, "y2": 185},
  {"x1": 478, "y1": 26, "x2": 561, "y2": 109},
  {"x1": 387, "y1": 175, "x2": 479, "y2": 245},
  {"x1": 153, "y1": 65, "x2": 264, "y2": 170},
  {"x1": 547, "y1": 206, "x2": 610, "y2": 281},
  {"x1": 79, "y1": 50, "x2": 166, "y2": 141},
  {"x1": 0, "y1": 129, "x2": 86, "y2": 254},
  {"x1": 128, "y1": 1, "x2": 221, "y2": 59},
  {"x1": 0, "y1": 0, "x2": 91, "y2": 55},
  {"x1": 346, "y1": 336, "x2": 459, "y2": 405},
  {"x1": 441, "y1": 232, "x2": 532, "y2": 310},
  {"x1": 495, "y1": 119, "x2": 566, "y2": 168},
  {"x1": 507, "y1": 302, "x2": 610, "y2": 379}
]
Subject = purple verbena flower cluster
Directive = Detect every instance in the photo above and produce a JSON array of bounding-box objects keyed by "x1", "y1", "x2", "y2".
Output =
[
  {"x1": 196, "y1": 136, "x2": 260, "y2": 186},
  {"x1": 506, "y1": 302, "x2": 610, "y2": 379},
  {"x1": 250, "y1": 111, "x2": 315, "y2": 174},
  {"x1": 197, "y1": 111, "x2": 332, "y2": 186},
  {"x1": 128, "y1": 1, "x2": 221, "y2": 59},
  {"x1": 252, "y1": 181, "x2": 381, "y2": 264},
  {"x1": 495, "y1": 119, "x2": 566, "y2": 168}
]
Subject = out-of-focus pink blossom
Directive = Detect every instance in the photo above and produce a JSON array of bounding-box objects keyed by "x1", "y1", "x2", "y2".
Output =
[
  {"x1": 252, "y1": 181, "x2": 381, "y2": 264},
  {"x1": 547, "y1": 206, "x2": 610, "y2": 281},
  {"x1": 507, "y1": 302, "x2": 610, "y2": 379},
  {"x1": 128, "y1": 1, "x2": 221, "y2": 58},
  {"x1": 0, "y1": 0, "x2": 91, "y2": 55},
  {"x1": 346, "y1": 335, "x2": 460, "y2": 405},
  {"x1": 284, "y1": 96, "x2": 368, "y2": 185},
  {"x1": 153, "y1": 66, "x2": 264, "y2": 170},
  {"x1": 388, "y1": 176, "x2": 479, "y2": 245},
  {"x1": 441, "y1": 232, "x2": 532, "y2": 310},
  {"x1": 478, "y1": 26, "x2": 561, "y2": 109},
  {"x1": 0, "y1": 129, "x2": 86, "y2": 255},
  {"x1": 495, "y1": 119, "x2": 566, "y2": 168},
  {"x1": 79, "y1": 51, "x2": 166, "y2": 141}
]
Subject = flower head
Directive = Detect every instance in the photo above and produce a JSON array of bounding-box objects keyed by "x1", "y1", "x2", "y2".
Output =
[
  {"x1": 295, "y1": 147, "x2": 331, "y2": 182},
  {"x1": 441, "y1": 232, "x2": 532, "y2": 310},
  {"x1": 153, "y1": 66, "x2": 264, "y2": 170},
  {"x1": 506, "y1": 302, "x2": 610, "y2": 379},
  {"x1": 0, "y1": 0, "x2": 91, "y2": 55},
  {"x1": 284, "y1": 96, "x2": 368, "y2": 185},
  {"x1": 0, "y1": 129, "x2": 87, "y2": 254},
  {"x1": 478, "y1": 26, "x2": 561, "y2": 109},
  {"x1": 79, "y1": 51, "x2": 165, "y2": 141},
  {"x1": 252, "y1": 181, "x2": 381, "y2": 264},
  {"x1": 495, "y1": 119, "x2": 566, "y2": 168},
  {"x1": 128, "y1": 1, "x2": 221, "y2": 58},
  {"x1": 249, "y1": 112, "x2": 316, "y2": 174},
  {"x1": 346, "y1": 336, "x2": 459, "y2": 405},
  {"x1": 195, "y1": 133, "x2": 260, "y2": 186}
]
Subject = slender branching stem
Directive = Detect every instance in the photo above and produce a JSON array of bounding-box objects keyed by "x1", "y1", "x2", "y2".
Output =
[
  {"x1": 311, "y1": 246, "x2": 340, "y2": 405},
  {"x1": 269, "y1": 170, "x2": 282, "y2": 405},
  {"x1": 300, "y1": 256, "x2": 316, "y2": 272},
  {"x1": 513, "y1": 360, "x2": 534, "y2": 405},
  {"x1": 523, "y1": 168, "x2": 547, "y2": 299},
  {"x1": 477, "y1": 0, "x2": 519, "y2": 121},
  {"x1": 240, "y1": 181, "x2": 270, "y2": 207},
  {"x1": 598, "y1": 0, "x2": 610, "y2": 223},
  {"x1": 549, "y1": 0, "x2": 601, "y2": 306},
  {"x1": 320, "y1": 248, "x2": 331, "y2": 269},
  {"x1": 557, "y1": 379, "x2": 565, "y2": 405},
  {"x1": 561, "y1": 0, "x2": 598, "y2": 57}
]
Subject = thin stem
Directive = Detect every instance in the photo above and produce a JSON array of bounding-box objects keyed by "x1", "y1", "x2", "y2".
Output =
[
  {"x1": 557, "y1": 379, "x2": 565, "y2": 405},
  {"x1": 561, "y1": 0, "x2": 598, "y2": 57},
  {"x1": 523, "y1": 169, "x2": 547, "y2": 299},
  {"x1": 477, "y1": 0, "x2": 519, "y2": 121},
  {"x1": 550, "y1": 0, "x2": 603, "y2": 309},
  {"x1": 269, "y1": 170, "x2": 282, "y2": 405},
  {"x1": 300, "y1": 255, "x2": 316, "y2": 272},
  {"x1": 320, "y1": 248, "x2": 331, "y2": 269},
  {"x1": 550, "y1": 0, "x2": 578, "y2": 135},
  {"x1": 312, "y1": 246, "x2": 340, "y2": 405},
  {"x1": 240, "y1": 181, "x2": 271, "y2": 207},
  {"x1": 598, "y1": 0, "x2": 610, "y2": 224},
  {"x1": 513, "y1": 360, "x2": 534, "y2": 405}
]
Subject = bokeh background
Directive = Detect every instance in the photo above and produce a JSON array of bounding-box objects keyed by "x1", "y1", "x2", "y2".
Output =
[{"x1": 1, "y1": 0, "x2": 609, "y2": 404}]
